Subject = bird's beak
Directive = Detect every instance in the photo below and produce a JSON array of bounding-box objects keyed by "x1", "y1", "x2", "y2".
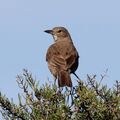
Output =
[{"x1": 44, "y1": 30, "x2": 53, "y2": 35}]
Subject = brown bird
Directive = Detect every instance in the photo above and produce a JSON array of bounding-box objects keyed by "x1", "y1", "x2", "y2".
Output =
[{"x1": 45, "y1": 27, "x2": 79, "y2": 87}]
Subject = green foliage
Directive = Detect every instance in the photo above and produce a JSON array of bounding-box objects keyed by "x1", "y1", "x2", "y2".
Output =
[{"x1": 0, "y1": 69, "x2": 120, "y2": 120}]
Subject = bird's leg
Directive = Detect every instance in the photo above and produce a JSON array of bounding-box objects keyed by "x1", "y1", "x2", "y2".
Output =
[
  {"x1": 73, "y1": 72, "x2": 83, "y2": 85},
  {"x1": 65, "y1": 87, "x2": 74, "y2": 106},
  {"x1": 70, "y1": 87, "x2": 74, "y2": 105},
  {"x1": 54, "y1": 77, "x2": 57, "y2": 86},
  {"x1": 53, "y1": 77, "x2": 58, "y2": 92},
  {"x1": 57, "y1": 87, "x2": 63, "y2": 94},
  {"x1": 73, "y1": 72, "x2": 83, "y2": 90},
  {"x1": 65, "y1": 87, "x2": 69, "y2": 104},
  {"x1": 73, "y1": 72, "x2": 81, "y2": 80}
]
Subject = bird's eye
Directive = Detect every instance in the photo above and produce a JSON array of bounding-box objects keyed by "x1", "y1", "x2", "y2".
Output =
[{"x1": 58, "y1": 30, "x2": 62, "y2": 33}]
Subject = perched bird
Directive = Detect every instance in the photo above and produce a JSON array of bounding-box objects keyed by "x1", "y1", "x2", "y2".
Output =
[{"x1": 45, "y1": 27, "x2": 79, "y2": 87}]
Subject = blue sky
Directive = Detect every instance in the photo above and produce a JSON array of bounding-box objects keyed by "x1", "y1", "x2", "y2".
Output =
[{"x1": 0, "y1": 0, "x2": 120, "y2": 117}]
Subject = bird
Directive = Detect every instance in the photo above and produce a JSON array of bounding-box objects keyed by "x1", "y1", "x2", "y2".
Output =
[{"x1": 44, "y1": 27, "x2": 79, "y2": 87}]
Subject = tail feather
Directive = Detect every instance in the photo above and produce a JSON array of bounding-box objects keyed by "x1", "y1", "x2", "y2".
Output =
[{"x1": 58, "y1": 70, "x2": 72, "y2": 87}]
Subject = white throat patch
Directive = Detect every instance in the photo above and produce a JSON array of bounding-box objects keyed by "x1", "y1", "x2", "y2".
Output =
[{"x1": 53, "y1": 35, "x2": 57, "y2": 41}]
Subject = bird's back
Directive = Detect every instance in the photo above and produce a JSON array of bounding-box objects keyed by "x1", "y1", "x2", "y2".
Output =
[{"x1": 46, "y1": 39, "x2": 79, "y2": 73}]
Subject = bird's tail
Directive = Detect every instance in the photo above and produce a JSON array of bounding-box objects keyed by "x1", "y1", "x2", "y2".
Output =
[{"x1": 58, "y1": 70, "x2": 72, "y2": 87}]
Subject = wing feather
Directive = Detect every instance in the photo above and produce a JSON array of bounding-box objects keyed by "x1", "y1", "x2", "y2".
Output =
[{"x1": 46, "y1": 42, "x2": 79, "y2": 71}]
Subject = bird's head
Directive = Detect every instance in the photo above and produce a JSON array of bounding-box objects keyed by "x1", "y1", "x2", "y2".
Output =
[{"x1": 44, "y1": 27, "x2": 71, "y2": 42}]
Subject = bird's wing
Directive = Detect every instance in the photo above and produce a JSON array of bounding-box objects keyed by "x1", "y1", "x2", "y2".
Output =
[
  {"x1": 64, "y1": 43, "x2": 79, "y2": 70},
  {"x1": 46, "y1": 44, "x2": 67, "y2": 70},
  {"x1": 46, "y1": 42, "x2": 79, "y2": 71}
]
